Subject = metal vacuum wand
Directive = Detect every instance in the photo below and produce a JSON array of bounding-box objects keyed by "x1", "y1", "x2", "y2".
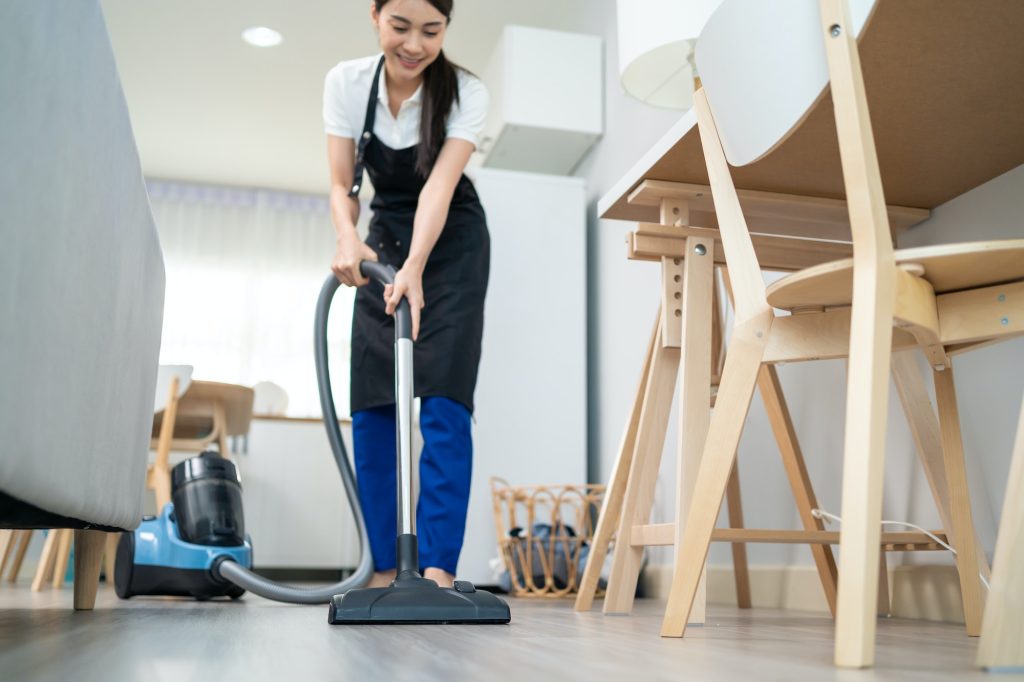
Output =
[{"x1": 358, "y1": 261, "x2": 419, "y2": 578}]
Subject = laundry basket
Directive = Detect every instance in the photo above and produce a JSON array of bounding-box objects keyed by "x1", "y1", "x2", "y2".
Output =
[{"x1": 490, "y1": 477, "x2": 606, "y2": 598}]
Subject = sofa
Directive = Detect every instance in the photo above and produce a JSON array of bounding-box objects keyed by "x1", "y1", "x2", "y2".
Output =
[{"x1": 0, "y1": 0, "x2": 165, "y2": 607}]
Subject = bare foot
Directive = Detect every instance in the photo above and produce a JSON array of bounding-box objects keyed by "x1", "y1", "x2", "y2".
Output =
[
  {"x1": 423, "y1": 567, "x2": 456, "y2": 588},
  {"x1": 367, "y1": 569, "x2": 396, "y2": 588}
]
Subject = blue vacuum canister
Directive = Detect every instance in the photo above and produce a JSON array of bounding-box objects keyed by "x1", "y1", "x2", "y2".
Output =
[{"x1": 115, "y1": 451, "x2": 252, "y2": 600}]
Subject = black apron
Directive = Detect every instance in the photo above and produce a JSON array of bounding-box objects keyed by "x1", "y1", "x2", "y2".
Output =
[{"x1": 349, "y1": 57, "x2": 490, "y2": 414}]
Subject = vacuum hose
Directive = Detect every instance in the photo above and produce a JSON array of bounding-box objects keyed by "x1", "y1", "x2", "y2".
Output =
[{"x1": 213, "y1": 267, "x2": 391, "y2": 603}]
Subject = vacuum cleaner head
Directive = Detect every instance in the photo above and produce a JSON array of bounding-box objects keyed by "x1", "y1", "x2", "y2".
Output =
[{"x1": 328, "y1": 574, "x2": 511, "y2": 625}]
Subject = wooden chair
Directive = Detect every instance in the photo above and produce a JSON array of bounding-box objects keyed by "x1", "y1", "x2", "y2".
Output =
[
  {"x1": 660, "y1": 0, "x2": 1024, "y2": 669},
  {"x1": 147, "y1": 365, "x2": 192, "y2": 512},
  {"x1": 147, "y1": 367, "x2": 254, "y2": 512}
]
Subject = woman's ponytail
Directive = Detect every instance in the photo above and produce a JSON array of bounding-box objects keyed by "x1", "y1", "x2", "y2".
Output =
[{"x1": 417, "y1": 50, "x2": 459, "y2": 177}]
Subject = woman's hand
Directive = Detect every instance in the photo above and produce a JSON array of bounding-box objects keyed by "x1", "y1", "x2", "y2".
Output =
[
  {"x1": 383, "y1": 262, "x2": 426, "y2": 341},
  {"x1": 332, "y1": 229, "x2": 378, "y2": 287}
]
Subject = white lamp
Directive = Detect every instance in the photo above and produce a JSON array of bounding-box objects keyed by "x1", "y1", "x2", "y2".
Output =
[{"x1": 617, "y1": 0, "x2": 723, "y2": 109}]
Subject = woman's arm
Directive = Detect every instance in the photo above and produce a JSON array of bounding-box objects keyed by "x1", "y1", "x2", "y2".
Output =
[
  {"x1": 384, "y1": 137, "x2": 475, "y2": 339},
  {"x1": 327, "y1": 134, "x2": 378, "y2": 287}
]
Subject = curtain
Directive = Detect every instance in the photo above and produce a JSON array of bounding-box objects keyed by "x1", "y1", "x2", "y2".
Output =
[{"x1": 147, "y1": 179, "x2": 360, "y2": 418}]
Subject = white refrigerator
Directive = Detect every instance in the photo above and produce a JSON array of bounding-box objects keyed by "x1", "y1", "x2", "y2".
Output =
[{"x1": 458, "y1": 167, "x2": 588, "y2": 584}]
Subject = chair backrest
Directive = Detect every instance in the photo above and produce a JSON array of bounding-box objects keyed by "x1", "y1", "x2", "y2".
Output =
[
  {"x1": 153, "y1": 365, "x2": 193, "y2": 413},
  {"x1": 696, "y1": 0, "x2": 877, "y2": 167}
]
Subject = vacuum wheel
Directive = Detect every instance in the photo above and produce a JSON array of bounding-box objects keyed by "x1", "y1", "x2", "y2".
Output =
[{"x1": 113, "y1": 531, "x2": 135, "y2": 599}]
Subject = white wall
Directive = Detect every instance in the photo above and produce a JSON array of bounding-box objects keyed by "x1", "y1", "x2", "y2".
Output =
[{"x1": 574, "y1": 0, "x2": 1024, "y2": 569}]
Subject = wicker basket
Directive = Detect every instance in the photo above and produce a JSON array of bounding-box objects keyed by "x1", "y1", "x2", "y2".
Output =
[{"x1": 490, "y1": 477, "x2": 606, "y2": 598}]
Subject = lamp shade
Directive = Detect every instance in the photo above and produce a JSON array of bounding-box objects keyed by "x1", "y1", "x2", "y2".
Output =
[{"x1": 616, "y1": 0, "x2": 723, "y2": 109}]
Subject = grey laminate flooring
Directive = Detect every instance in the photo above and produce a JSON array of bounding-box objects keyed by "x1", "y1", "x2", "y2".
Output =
[{"x1": 0, "y1": 581, "x2": 1010, "y2": 682}]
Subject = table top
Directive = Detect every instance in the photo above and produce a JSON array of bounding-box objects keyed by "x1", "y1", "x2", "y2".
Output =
[{"x1": 600, "y1": 0, "x2": 1024, "y2": 224}]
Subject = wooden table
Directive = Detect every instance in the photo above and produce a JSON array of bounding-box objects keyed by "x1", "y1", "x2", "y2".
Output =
[{"x1": 578, "y1": 0, "x2": 1024, "y2": 663}]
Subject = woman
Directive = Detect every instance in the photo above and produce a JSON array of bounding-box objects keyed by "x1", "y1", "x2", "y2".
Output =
[{"x1": 323, "y1": 0, "x2": 489, "y2": 589}]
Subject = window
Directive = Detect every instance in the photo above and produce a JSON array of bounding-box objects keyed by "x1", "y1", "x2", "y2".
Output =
[{"x1": 148, "y1": 180, "x2": 359, "y2": 418}]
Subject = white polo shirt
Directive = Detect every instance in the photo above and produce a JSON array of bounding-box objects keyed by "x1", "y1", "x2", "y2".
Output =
[{"x1": 323, "y1": 54, "x2": 489, "y2": 150}]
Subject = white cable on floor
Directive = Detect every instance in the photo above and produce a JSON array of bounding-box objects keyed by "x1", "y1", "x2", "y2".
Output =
[{"x1": 810, "y1": 507, "x2": 990, "y2": 590}]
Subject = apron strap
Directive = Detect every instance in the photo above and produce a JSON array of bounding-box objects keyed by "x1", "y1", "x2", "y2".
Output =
[{"x1": 349, "y1": 56, "x2": 386, "y2": 198}]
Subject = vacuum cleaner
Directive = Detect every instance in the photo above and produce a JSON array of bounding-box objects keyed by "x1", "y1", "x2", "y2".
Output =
[
  {"x1": 114, "y1": 451, "x2": 250, "y2": 600},
  {"x1": 115, "y1": 261, "x2": 510, "y2": 625}
]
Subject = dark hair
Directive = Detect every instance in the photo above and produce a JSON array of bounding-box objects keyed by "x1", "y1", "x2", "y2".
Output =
[{"x1": 374, "y1": 0, "x2": 461, "y2": 177}]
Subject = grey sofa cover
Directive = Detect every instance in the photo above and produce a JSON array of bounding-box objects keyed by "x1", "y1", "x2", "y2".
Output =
[{"x1": 0, "y1": 0, "x2": 165, "y2": 530}]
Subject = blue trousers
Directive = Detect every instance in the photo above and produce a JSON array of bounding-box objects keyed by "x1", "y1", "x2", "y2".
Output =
[{"x1": 351, "y1": 396, "x2": 472, "y2": 575}]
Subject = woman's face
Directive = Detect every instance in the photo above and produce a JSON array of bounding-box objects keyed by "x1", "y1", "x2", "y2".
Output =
[{"x1": 371, "y1": 0, "x2": 448, "y2": 84}]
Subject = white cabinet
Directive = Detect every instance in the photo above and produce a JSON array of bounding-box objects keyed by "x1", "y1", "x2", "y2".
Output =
[
  {"x1": 481, "y1": 26, "x2": 603, "y2": 175},
  {"x1": 239, "y1": 419, "x2": 360, "y2": 569}
]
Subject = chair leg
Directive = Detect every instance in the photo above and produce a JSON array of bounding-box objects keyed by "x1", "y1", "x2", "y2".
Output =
[
  {"x1": 52, "y1": 529, "x2": 73, "y2": 588},
  {"x1": 150, "y1": 466, "x2": 173, "y2": 514},
  {"x1": 0, "y1": 530, "x2": 13, "y2": 575},
  {"x1": 892, "y1": 351, "x2": 992, "y2": 586},
  {"x1": 758, "y1": 364, "x2": 839, "y2": 617},
  {"x1": 877, "y1": 553, "x2": 891, "y2": 617},
  {"x1": 150, "y1": 375, "x2": 181, "y2": 513},
  {"x1": 603, "y1": 326, "x2": 680, "y2": 615},
  {"x1": 977, "y1": 395, "x2": 1024, "y2": 670},
  {"x1": 725, "y1": 462, "x2": 752, "y2": 609},
  {"x1": 576, "y1": 312, "x2": 659, "y2": 612},
  {"x1": 661, "y1": 321, "x2": 767, "y2": 637},
  {"x1": 933, "y1": 364, "x2": 985, "y2": 636},
  {"x1": 833, "y1": 328, "x2": 893, "y2": 670},
  {"x1": 73, "y1": 530, "x2": 106, "y2": 610},
  {"x1": 7, "y1": 530, "x2": 33, "y2": 583},
  {"x1": 31, "y1": 529, "x2": 59, "y2": 591},
  {"x1": 833, "y1": 300, "x2": 898, "y2": 670}
]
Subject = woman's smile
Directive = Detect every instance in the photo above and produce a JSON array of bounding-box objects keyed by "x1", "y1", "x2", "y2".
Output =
[{"x1": 396, "y1": 53, "x2": 425, "y2": 70}]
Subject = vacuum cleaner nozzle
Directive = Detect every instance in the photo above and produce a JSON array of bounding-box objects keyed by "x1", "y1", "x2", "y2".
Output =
[{"x1": 328, "y1": 574, "x2": 511, "y2": 625}]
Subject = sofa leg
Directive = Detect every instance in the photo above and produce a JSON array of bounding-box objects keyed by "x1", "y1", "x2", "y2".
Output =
[
  {"x1": 73, "y1": 530, "x2": 106, "y2": 610},
  {"x1": 103, "y1": 533, "x2": 120, "y2": 585}
]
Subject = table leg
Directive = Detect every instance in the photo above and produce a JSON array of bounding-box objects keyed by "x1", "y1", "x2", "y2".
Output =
[
  {"x1": 575, "y1": 312, "x2": 659, "y2": 612},
  {"x1": 672, "y1": 236, "x2": 715, "y2": 624},
  {"x1": 603, "y1": 324, "x2": 680, "y2": 614}
]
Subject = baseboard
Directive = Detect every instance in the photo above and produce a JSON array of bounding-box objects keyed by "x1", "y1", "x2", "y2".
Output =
[
  {"x1": 641, "y1": 564, "x2": 832, "y2": 613},
  {"x1": 640, "y1": 563, "x2": 966, "y2": 624},
  {"x1": 889, "y1": 564, "x2": 966, "y2": 624}
]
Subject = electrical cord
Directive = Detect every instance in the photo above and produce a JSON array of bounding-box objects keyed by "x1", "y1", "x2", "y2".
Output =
[{"x1": 810, "y1": 507, "x2": 990, "y2": 590}]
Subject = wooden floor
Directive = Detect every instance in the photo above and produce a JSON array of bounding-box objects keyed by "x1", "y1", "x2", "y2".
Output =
[{"x1": 0, "y1": 581, "x2": 1005, "y2": 681}]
